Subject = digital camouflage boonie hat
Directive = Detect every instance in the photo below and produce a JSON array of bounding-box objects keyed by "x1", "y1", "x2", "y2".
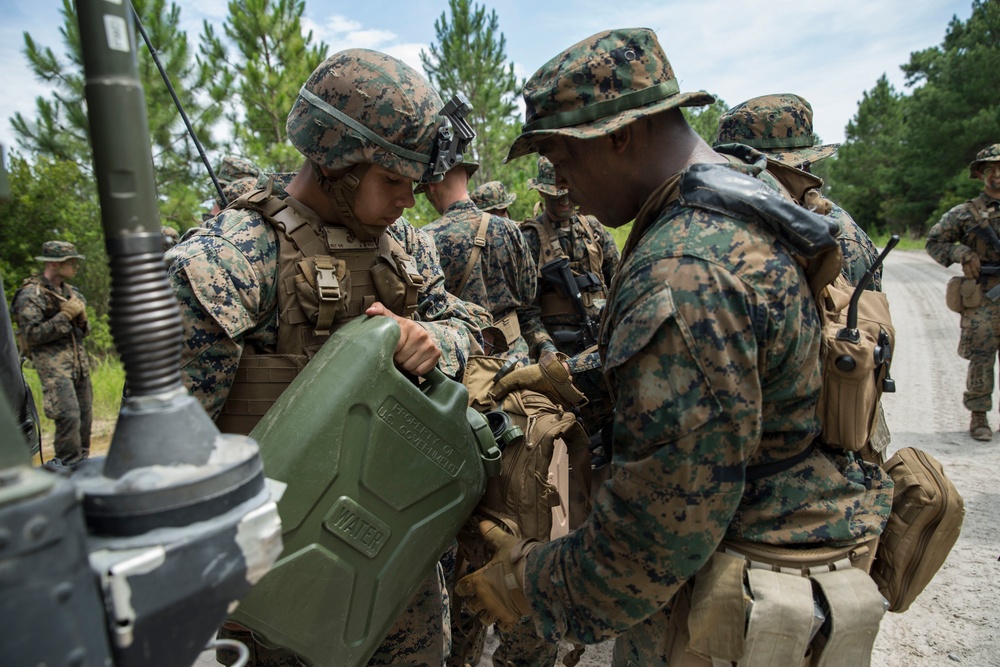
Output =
[
  {"x1": 286, "y1": 49, "x2": 445, "y2": 183},
  {"x1": 35, "y1": 241, "x2": 84, "y2": 262},
  {"x1": 527, "y1": 156, "x2": 568, "y2": 197},
  {"x1": 471, "y1": 181, "x2": 517, "y2": 212},
  {"x1": 506, "y1": 27, "x2": 715, "y2": 162},
  {"x1": 413, "y1": 160, "x2": 479, "y2": 195},
  {"x1": 218, "y1": 174, "x2": 268, "y2": 207},
  {"x1": 714, "y1": 94, "x2": 838, "y2": 169},
  {"x1": 969, "y1": 143, "x2": 1000, "y2": 179}
]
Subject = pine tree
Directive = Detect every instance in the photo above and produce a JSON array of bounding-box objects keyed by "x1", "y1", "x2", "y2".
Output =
[{"x1": 198, "y1": 0, "x2": 327, "y2": 173}]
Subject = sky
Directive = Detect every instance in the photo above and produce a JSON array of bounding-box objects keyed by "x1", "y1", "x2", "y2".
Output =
[{"x1": 0, "y1": 0, "x2": 973, "y2": 163}]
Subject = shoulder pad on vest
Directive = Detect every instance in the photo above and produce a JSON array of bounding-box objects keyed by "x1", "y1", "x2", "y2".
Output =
[{"x1": 679, "y1": 163, "x2": 839, "y2": 260}]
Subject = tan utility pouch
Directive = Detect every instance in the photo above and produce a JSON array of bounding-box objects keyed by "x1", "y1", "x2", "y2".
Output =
[
  {"x1": 817, "y1": 278, "x2": 895, "y2": 451},
  {"x1": 688, "y1": 541, "x2": 884, "y2": 667},
  {"x1": 945, "y1": 276, "x2": 964, "y2": 313},
  {"x1": 960, "y1": 277, "x2": 982, "y2": 308},
  {"x1": 870, "y1": 447, "x2": 964, "y2": 613}
]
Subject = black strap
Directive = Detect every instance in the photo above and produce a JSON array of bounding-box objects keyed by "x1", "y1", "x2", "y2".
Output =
[{"x1": 745, "y1": 441, "x2": 817, "y2": 482}]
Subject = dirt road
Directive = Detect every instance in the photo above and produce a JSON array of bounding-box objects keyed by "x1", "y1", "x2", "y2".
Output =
[{"x1": 199, "y1": 250, "x2": 999, "y2": 667}]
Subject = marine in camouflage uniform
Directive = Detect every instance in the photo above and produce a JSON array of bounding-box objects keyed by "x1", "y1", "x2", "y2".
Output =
[
  {"x1": 926, "y1": 143, "x2": 1000, "y2": 441},
  {"x1": 421, "y1": 162, "x2": 536, "y2": 366},
  {"x1": 714, "y1": 93, "x2": 882, "y2": 290},
  {"x1": 13, "y1": 241, "x2": 92, "y2": 465},
  {"x1": 167, "y1": 49, "x2": 491, "y2": 667},
  {"x1": 715, "y1": 93, "x2": 892, "y2": 462},
  {"x1": 457, "y1": 28, "x2": 891, "y2": 667},
  {"x1": 470, "y1": 180, "x2": 517, "y2": 218},
  {"x1": 421, "y1": 162, "x2": 550, "y2": 666}
]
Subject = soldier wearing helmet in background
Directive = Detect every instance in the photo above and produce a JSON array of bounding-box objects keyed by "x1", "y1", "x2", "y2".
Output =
[
  {"x1": 471, "y1": 180, "x2": 517, "y2": 218},
  {"x1": 166, "y1": 48, "x2": 491, "y2": 666},
  {"x1": 926, "y1": 143, "x2": 1000, "y2": 442}
]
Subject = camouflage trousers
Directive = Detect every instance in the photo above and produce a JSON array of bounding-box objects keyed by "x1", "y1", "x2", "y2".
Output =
[
  {"x1": 217, "y1": 564, "x2": 449, "y2": 667},
  {"x1": 958, "y1": 300, "x2": 1000, "y2": 412},
  {"x1": 442, "y1": 545, "x2": 558, "y2": 667},
  {"x1": 36, "y1": 362, "x2": 92, "y2": 464}
]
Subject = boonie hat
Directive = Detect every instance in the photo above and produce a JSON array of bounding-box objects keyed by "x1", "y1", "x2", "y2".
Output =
[
  {"x1": 35, "y1": 241, "x2": 84, "y2": 262},
  {"x1": 970, "y1": 143, "x2": 1000, "y2": 179},
  {"x1": 527, "y1": 157, "x2": 568, "y2": 197},
  {"x1": 714, "y1": 94, "x2": 838, "y2": 169},
  {"x1": 471, "y1": 181, "x2": 517, "y2": 212},
  {"x1": 506, "y1": 27, "x2": 715, "y2": 162},
  {"x1": 216, "y1": 156, "x2": 260, "y2": 185}
]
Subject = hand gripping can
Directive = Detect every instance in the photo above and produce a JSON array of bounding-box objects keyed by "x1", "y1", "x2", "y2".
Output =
[{"x1": 229, "y1": 316, "x2": 500, "y2": 667}]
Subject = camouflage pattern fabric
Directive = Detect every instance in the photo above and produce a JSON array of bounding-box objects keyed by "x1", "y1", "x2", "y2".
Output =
[
  {"x1": 521, "y1": 166, "x2": 892, "y2": 652},
  {"x1": 166, "y1": 206, "x2": 489, "y2": 419},
  {"x1": 506, "y1": 29, "x2": 714, "y2": 162},
  {"x1": 528, "y1": 157, "x2": 568, "y2": 197},
  {"x1": 470, "y1": 180, "x2": 517, "y2": 213},
  {"x1": 926, "y1": 193, "x2": 1000, "y2": 411},
  {"x1": 423, "y1": 198, "x2": 537, "y2": 365},
  {"x1": 216, "y1": 156, "x2": 260, "y2": 185},
  {"x1": 517, "y1": 211, "x2": 620, "y2": 357},
  {"x1": 34, "y1": 240, "x2": 85, "y2": 262},
  {"x1": 969, "y1": 143, "x2": 1000, "y2": 178},
  {"x1": 12, "y1": 275, "x2": 91, "y2": 463},
  {"x1": 286, "y1": 49, "x2": 445, "y2": 182},
  {"x1": 714, "y1": 94, "x2": 838, "y2": 169}
]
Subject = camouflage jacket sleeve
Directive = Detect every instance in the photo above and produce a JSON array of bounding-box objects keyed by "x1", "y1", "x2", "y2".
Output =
[
  {"x1": 14, "y1": 282, "x2": 75, "y2": 348},
  {"x1": 595, "y1": 220, "x2": 621, "y2": 287},
  {"x1": 522, "y1": 209, "x2": 889, "y2": 644},
  {"x1": 515, "y1": 222, "x2": 550, "y2": 355},
  {"x1": 831, "y1": 205, "x2": 882, "y2": 290},
  {"x1": 926, "y1": 202, "x2": 976, "y2": 267},
  {"x1": 166, "y1": 210, "x2": 278, "y2": 418},
  {"x1": 394, "y1": 220, "x2": 489, "y2": 378}
]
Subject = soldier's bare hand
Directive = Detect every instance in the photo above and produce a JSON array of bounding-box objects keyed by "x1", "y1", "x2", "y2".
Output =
[
  {"x1": 963, "y1": 253, "x2": 981, "y2": 280},
  {"x1": 60, "y1": 297, "x2": 86, "y2": 320},
  {"x1": 366, "y1": 302, "x2": 441, "y2": 377}
]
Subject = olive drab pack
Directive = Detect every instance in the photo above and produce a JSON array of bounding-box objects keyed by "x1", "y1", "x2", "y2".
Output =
[
  {"x1": 458, "y1": 356, "x2": 592, "y2": 559},
  {"x1": 214, "y1": 181, "x2": 423, "y2": 435}
]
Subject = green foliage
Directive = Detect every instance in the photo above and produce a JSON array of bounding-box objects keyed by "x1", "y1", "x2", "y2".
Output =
[
  {"x1": 683, "y1": 98, "x2": 730, "y2": 144},
  {"x1": 13, "y1": 0, "x2": 222, "y2": 232},
  {"x1": 830, "y1": 1, "x2": 1000, "y2": 237},
  {"x1": 421, "y1": 0, "x2": 522, "y2": 187},
  {"x1": 0, "y1": 153, "x2": 108, "y2": 319},
  {"x1": 198, "y1": 0, "x2": 327, "y2": 173}
]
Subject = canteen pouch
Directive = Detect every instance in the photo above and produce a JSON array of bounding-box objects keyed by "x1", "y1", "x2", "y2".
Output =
[
  {"x1": 945, "y1": 276, "x2": 964, "y2": 313},
  {"x1": 870, "y1": 447, "x2": 964, "y2": 613},
  {"x1": 960, "y1": 277, "x2": 982, "y2": 309},
  {"x1": 229, "y1": 317, "x2": 500, "y2": 667}
]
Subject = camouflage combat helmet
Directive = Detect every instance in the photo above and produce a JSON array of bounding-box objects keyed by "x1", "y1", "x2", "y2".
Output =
[
  {"x1": 35, "y1": 241, "x2": 84, "y2": 262},
  {"x1": 969, "y1": 143, "x2": 1000, "y2": 179},
  {"x1": 286, "y1": 49, "x2": 445, "y2": 183},
  {"x1": 527, "y1": 156, "x2": 568, "y2": 197},
  {"x1": 714, "y1": 94, "x2": 838, "y2": 169},
  {"x1": 413, "y1": 160, "x2": 479, "y2": 195},
  {"x1": 471, "y1": 181, "x2": 517, "y2": 212},
  {"x1": 506, "y1": 28, "x2": 715, "y2": 162},
  {"x1": 216, "y1": 156, "x2": 260, "y2": 185}
]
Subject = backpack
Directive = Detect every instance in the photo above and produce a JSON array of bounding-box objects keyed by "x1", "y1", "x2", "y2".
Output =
[{"x1": 458, "y1": 355, "x2": 592, "y2": 565}]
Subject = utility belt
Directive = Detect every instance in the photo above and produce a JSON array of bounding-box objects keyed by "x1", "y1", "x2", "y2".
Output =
[{"x1": 685, "y1": 537, "x2": 885, "y2": 667}]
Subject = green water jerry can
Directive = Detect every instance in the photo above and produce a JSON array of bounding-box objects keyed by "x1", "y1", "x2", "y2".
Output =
[{"x1": 229, "y1": 316, "x2": 500, "y2": 667}]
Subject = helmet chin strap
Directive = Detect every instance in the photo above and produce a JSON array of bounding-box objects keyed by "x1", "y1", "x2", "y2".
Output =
[{"x1": 312, "y1": 161, "x2": 376, "y2": 238}]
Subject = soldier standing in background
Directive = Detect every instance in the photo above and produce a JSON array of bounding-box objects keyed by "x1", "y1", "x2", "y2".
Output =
[
  {"x1": 471, "y1": 180, "x2": 517, "y2": 218},
  {"x1": 166, "y1": 48, "x2": 491, "y2": 666},
  {"x1": 457, "y1": 28, "x2": 891, "y2": 666},
  {"x1": 13, "y1": 241, "x2": 92, "y2": 465},
  {"x1": 926, "y1": 143, "x2": 1000, "y2": 441},
  {"x1": 421, "y1": 161, "x2": 536, "y2": 365}
]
